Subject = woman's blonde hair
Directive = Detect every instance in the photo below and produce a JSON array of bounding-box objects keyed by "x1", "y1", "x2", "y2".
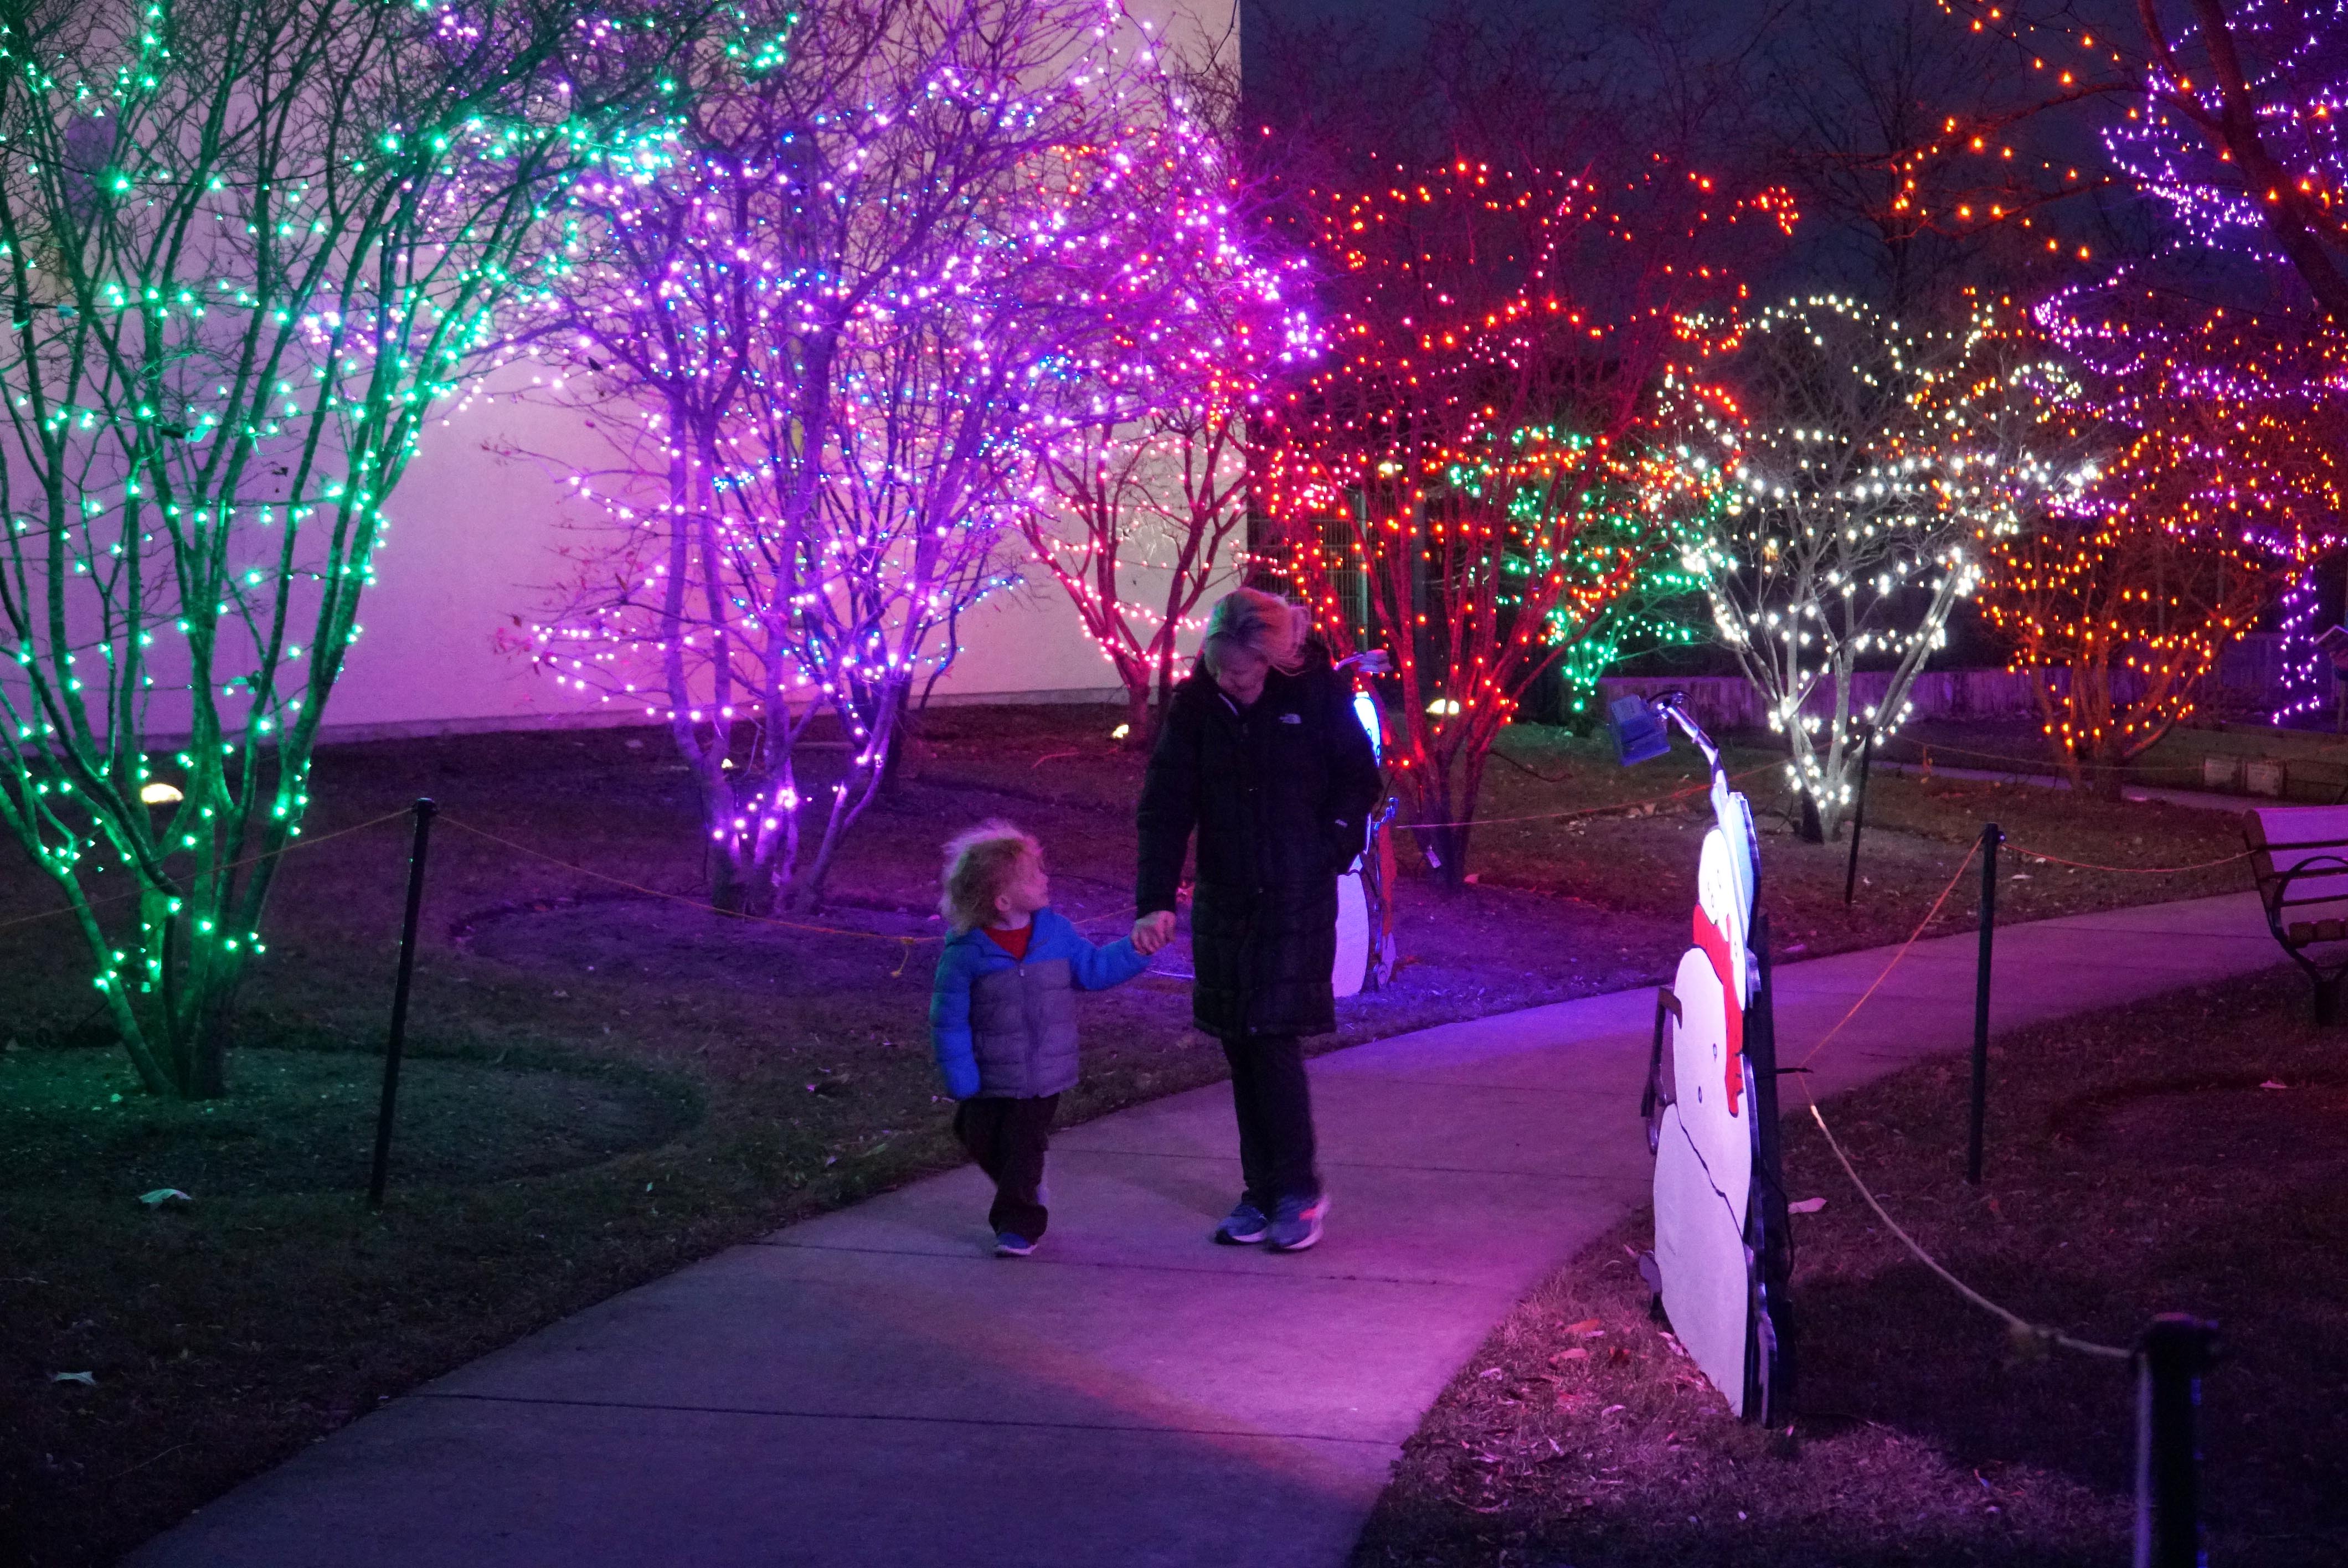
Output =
[
  {"x1": 1199, "y1": 587, "x2": 1307, "y2": 678},
  {"x1": 939, "y1": 820, "x2": 1041, "y2": 933}
]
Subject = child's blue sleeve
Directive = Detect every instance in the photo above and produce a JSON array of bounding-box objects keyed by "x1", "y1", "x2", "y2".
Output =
[
  {"x1": 929, "y1": 948, "x2": 981, "y2": 1100},
  {"x1": 1068, "y1": 927, "x2": 1151, "y2": 992}
]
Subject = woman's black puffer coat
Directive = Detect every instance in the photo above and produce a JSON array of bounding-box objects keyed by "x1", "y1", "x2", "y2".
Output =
[{"x1": 1136, "y1": 647, "x2": 1383, "y2": 1040}]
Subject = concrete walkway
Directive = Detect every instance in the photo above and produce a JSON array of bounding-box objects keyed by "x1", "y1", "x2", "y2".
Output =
[{"x1": 132, "y1": 892, "x2": 2283, "y2": 1568}]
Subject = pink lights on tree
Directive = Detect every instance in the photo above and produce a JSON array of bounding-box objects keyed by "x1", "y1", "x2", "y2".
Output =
[
  {"x1": 514, "y1": 0, "x2": 1284, "y2": 912},
  {"x1": 1017, "y1": 166, "x2": 1315, "y2": 744}
]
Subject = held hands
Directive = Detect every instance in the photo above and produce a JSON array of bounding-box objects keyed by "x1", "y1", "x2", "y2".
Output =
[{"x1": 1131, "y1": 910, "x2": 1177, "y2": 956}]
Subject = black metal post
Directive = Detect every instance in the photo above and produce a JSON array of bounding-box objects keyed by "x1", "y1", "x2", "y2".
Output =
[
  {"x1": 1844, "y1": 725, "x2": 1875, "y2": 906},
  {"x1": 1967, "y1": 822, "x2": 2001, "y2": 1185},
  {"x1": 368, "y1": 798, "x2": 437, "y2": 1210},
  {"x1": 2135, "y1": 1314, "x2": 2220, "y2": 1568}
]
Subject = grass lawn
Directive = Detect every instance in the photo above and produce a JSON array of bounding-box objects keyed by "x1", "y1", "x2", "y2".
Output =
[
  {"x1": 0, "y1": 703, "x2": 2267, "y2": 1565},
  {"x1": 1352, "y1": 967, "x2": 2347, "y2": 1568}
]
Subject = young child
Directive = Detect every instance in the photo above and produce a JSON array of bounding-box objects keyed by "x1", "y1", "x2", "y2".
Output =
[{"x1": 930, "y1": 821, "x2": 1159, "y2": 1256}]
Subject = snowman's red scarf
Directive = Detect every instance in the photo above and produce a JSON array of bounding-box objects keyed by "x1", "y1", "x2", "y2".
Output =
[{"x1": 1690, "y1": 906, "x2": 1747, "y2": 1117}]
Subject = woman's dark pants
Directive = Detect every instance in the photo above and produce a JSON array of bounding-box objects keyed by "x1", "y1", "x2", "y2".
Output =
[
  {"x1": 954, "y1": 1094, "x2": 1058, "y2": 1240},
  {"x1": 1221, "y1": 1034, "x2": 1319, "y2": 1208}
]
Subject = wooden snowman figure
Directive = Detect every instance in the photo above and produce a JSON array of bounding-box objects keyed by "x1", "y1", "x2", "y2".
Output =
[{"x1": 1631, "y1": 694, "x2": 1791, "y2": 1422}]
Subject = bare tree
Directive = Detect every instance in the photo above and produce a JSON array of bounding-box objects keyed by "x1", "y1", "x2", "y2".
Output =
[{"x1": 1759, "y1": 0, "x2": 2107, "y2": 311}]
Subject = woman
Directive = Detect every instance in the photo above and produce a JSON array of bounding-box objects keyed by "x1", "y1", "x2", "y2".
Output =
[{"x1": 1134, "y1": 588, "x2": 1381, "y2": 1252}]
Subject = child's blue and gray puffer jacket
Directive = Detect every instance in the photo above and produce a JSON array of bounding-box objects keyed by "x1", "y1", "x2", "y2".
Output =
[{"x1": 928, "y1": 909, "x2": 1150, "y2": 1101}]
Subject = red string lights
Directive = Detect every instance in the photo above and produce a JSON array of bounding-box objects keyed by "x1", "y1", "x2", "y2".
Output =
[{"x1": 1258, "y1": 158, "x2": 1794, "y2": 879}]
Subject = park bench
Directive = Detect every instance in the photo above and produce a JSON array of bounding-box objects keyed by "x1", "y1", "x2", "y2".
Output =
[{"x1": 2243, "y1": 804, "x2": 2348, "y2": 1022}]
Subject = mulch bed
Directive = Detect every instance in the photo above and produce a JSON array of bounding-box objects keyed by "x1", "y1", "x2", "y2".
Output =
[{"x1": 1353, "y1": 968, "x2": 2348, "y2": 1568}]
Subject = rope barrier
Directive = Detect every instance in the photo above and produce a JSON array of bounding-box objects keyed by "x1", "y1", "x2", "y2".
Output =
[
  {"x1": 437, "y1": 816, "x2": 934, "y2": 977},
  {"x1": 1796, "y1": 842, "x2": 1981, "y2": 1071},
  {"x1": 0, "y1": 807, "x2": 416, "y2": 936},
  {"x1": 1404, "y1": 763, "x2": 1780, "y2": 832},
  {"x1": 1775, "y1": 831, "x2": 2134, "y2": 1363},
  {"x1": 2005, "y1": 844, "x2": 2253, "y2": 875},
  {"x1": 1898, "y1": 741, "x2": 2215, "y2": 780},
  {"x1": 1799, "y1": 1090, "x2": 2131, "y2": 1363}
]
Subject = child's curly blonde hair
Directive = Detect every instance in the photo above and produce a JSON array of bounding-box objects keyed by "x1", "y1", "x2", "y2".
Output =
[{"x1": 939, "y1": 820, "x2": 1041, "y2": 933}]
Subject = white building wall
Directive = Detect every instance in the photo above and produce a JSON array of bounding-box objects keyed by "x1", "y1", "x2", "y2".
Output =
[{"x1": 322, "y1": 0, "x2": 1239, "y2": 740}]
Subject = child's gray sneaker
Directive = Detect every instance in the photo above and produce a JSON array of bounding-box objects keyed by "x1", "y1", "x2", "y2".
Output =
[
  {"x1": 993, "y1": 1231, "x2": 1036, "y2": 1257},
  {"x1": 1212, "y1": 1200, "x2": 1270, "y2": 1245},
  {"x1": 1265, "y1": 1192, "x2": 1328, "y2": 1252}
]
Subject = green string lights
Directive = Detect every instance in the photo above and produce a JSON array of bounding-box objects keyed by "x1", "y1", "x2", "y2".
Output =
[{"x1": 0, "y1": 0, "x2": 706, "y2": 1097}]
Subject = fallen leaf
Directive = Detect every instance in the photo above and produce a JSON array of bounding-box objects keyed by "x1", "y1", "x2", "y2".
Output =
[
  {"x1": 1563, "y1": 1317, "x2": 1604, "y2": 1335},
  {"x1": 52, "y1": 1371, "x2": 95, "y2": 1386},
  {"x1": 1554, "y1": 1348, "x2": 1590, "y2": 1363},
  {"x1": 1477, "y1": 1367, "x2": 1504, "y2": 1380},
  {"x1": 2259, "y1": 1079, "x2": 2288, "y2": 1090},
  {"x1": 1600, "y1": 1403, "x2": 1626, "y2": 1417},
  {"x1": 1786, "y1": 1196, "x2": 1827, "y2": 1215},
  {"x1": 137, "y1": 1188, "x2": 191, "y2": 1207}
]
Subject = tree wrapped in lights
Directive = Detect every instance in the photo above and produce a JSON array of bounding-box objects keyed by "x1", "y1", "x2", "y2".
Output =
[
  {"x1": 1944, "y1": 0, "x2": 2348, "y2": 318},
  {"x1": 1672, "y1": 295, "x2": 2079, "y2": 840},
  {"x1": 1539, "y1": 490, "x2": 1718, "y2": 722},
  {"x1": 1023, "y1": 400, "x2": 1258, "y2": 747},
  {"x1": 1978, "y1": 403, "x2": 2321, "y2": 795},
  {"x1": 1261, "y1": 159, "x2": 1791, "y2": 884},
  {"x1": 2118, "y1": 0, "x2": 2348, "y2": 316},
  {"x1": 2073, "y1": 0, "x2": 2348, "y2": 720},
  {"x1": 1021, "y1": 257, "x2": 1314, "y2": 745},
  {"x1": 1012, "y1": 35, "x2": 1316, "y2": 747},
  {"x1": 519, "y1": 0, "x2": 1246, "y2": 911},
  {"x1": 0, "y1": 0, "x2": 704, "y2": 1096},
  {"x1": 1985, "y1": 293, "x2": 2348, "y2": 785},
  {"x1": 1943, "y1": 1, "x2": 2348, "y2": 718}
]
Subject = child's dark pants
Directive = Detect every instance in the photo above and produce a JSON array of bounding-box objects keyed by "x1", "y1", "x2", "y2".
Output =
[
  {"x1": 953, "y1": 1093, "x2": 1059, "y2": 1240},
  {"x1": 1221, "y1": 1034, "x2": 1319, "y2": 1207}
]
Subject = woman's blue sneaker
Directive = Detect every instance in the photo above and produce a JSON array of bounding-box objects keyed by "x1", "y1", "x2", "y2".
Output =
[
  {"x1": 993, "y1": 1231, "x2": 1036, "y2": 1257},
  {"x1": 1212, "y1": 1200, "x2": 1270, "y2": 1245},
  {"x1": 1266, "y1": 1192, "x2": 1329, "y2": 1252}
]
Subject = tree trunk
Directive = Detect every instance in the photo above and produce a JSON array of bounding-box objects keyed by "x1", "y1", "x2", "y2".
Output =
[
  {"x1": 1408, "y1": 760, "x2": 1472, "y2": 890},
  {"x1": 1124, "y1": 683, "x2": 1151, "y2": 748},
  {"x1": 179, "y1": 984, "x2": 235, "y2": 1100},
  {"x1": 1786, "y1": 725, "x2": 1827, "y2": 843}
]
